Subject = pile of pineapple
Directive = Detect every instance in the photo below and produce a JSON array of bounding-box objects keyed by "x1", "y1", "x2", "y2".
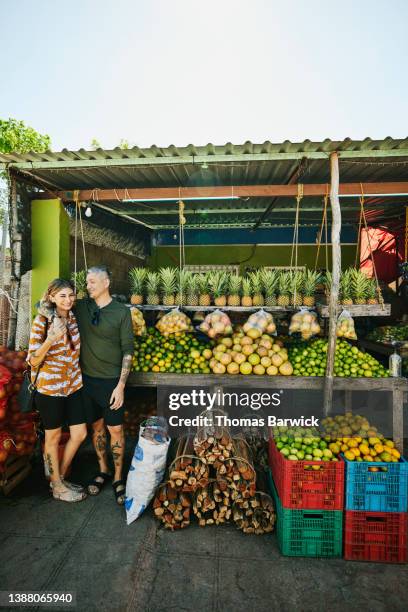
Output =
[
  {"x1": 128, "y1": 267, "x2": 322, "y2": 308},
  {"x1": 326, "y1": 268, "x2": 381, "y2": 305}
]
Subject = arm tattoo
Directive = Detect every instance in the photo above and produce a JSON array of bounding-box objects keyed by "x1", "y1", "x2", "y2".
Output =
[
  {"x1": 46, "y1": 453, "x2": 54, "y2": 476},
  {"x1": 111, "y1": 440, "x2": 122, "y2": 465},
  {"x1": 119, "y1": 354, "x2": 132, "y2": 385}
]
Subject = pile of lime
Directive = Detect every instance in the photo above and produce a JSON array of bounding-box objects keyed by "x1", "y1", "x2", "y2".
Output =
[
  {"x1": 288, "y1": 338, "x2": 389, "y2": 377},
  {"x1": 272, "y1": 426, "x2": 340, "y2": 464}
]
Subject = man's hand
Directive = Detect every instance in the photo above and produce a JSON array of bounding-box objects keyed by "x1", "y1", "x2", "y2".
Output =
[{"x1": 109, "y1": 382, "x2": 125, "y2": 410}]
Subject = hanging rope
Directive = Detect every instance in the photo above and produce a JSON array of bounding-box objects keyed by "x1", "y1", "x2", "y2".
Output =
[
  {"x1": 358, "y1": 183, "x2": 384, "y2": 309},
  {"x1": 314, "y1": 184, "x2": 329, "y2": 270},
  {"x1": 290, "y1": 183, "x2": 303, "y2": 269},
  {"x1": 354, "y1": 194, "x2": 364, "y2": 268},
  {"x1": 290, "y1": 184, "x2": 303, "y2": 305},
  {"x1": 177, "y1": 191, "x2": 186, "y2": 305},
  {"x1": 73, "y1": 190, "x2": 88, "y2": 290}
]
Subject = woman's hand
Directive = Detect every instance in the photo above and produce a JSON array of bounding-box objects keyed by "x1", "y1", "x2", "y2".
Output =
[{"x1": 47, "y1": 317, "x2": 67, "y2": 343}]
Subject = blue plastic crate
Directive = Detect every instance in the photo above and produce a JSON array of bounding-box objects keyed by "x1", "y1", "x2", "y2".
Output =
[{"x1": 344, "y1": 456, "x2": 408, "y2": 512}]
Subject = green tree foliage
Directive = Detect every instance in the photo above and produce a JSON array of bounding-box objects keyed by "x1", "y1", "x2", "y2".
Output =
[
  {"x1": 0, "y1": 118, "x2": 51, "y2": 154},
  {"x1": 0, "y1": 118, "x2": 51, "y2": 225}
]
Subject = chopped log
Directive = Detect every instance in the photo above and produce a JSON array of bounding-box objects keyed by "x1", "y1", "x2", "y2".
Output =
[
  {"x1": 153, "y1": 481, "x2": 191, "y2": 530},
  {"x1": 193, "y1": 480, "x2": 232, "y2": 526},
  {"x1": 215, "y1": 437, "x2": 256, "y2": 501},
  {"x1": 168, "y1": 435, "x2": 209, "y2": 492},
  {"x1": 193, "y1": 412, "x2": 233, "y2": 465},
  {"x1": 233, "y1": 491, "x2": 276, "y2": 535}
]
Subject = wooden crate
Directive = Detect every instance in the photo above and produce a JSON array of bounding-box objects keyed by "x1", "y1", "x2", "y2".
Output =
[{"x1": 0, "y1": 454, "x2": 31, "y2": 496}]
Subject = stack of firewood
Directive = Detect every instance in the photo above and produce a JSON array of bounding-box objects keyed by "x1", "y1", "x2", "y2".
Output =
[{"x1": 153, "y1": 430, "x2": 275, "y2": 534}]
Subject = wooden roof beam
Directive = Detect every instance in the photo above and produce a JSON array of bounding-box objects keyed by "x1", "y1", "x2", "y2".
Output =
[{"x1": 57, "y1": 182, "x2": 408, "y2": 202}]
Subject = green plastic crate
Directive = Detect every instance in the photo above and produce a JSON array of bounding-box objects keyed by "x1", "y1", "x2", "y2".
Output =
[{"x1": 267, "y1": 469, "x2": 343, "y2": 558}]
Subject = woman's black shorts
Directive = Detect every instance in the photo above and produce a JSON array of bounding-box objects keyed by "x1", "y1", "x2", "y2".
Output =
[{"x1": 34, "y1": 389, "x2": 86, "y2": 430}]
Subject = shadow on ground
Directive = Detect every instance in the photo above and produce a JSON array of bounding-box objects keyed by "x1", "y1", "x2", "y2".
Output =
[{"x1": 1, "y1": 440, "x2": 408, "y2": 612}]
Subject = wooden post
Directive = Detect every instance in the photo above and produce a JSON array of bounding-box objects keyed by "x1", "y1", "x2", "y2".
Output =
[
  {"x1": 323, "y1": 152, "x2": 341, "y2": 415},
  {"x1": 7, "y1": 176, "x2": 21, "y2": 348},
  {"x1": 392, "y1": 388, "x2": 404, "y2": 452}
]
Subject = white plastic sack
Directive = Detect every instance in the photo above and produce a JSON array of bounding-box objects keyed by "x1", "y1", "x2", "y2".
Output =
[{"x1": 125, "y1": 426, "x2": 170, "y2": 525}]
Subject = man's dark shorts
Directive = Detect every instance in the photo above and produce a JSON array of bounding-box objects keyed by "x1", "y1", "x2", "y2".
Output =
[{"x1": 82, "y1": 374, "x2": 124, "y2": 426}]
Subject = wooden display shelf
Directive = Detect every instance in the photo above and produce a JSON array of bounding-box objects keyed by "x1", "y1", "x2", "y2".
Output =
[
  {"x1": 127, "y1": 373, "x2": 407, "y2": 451},
  {"x1": 129, "y1": 305, "x2": 294, "y2": 312},
  {"x1": 359, "y1": 339, "x2": 408, "y2": 358},
  {"x1": 317, "y1": 304, "x2": 391, "y2": 318},
  {"x1": 128, "y1": 372, "x2": 406, "y2": 391}
]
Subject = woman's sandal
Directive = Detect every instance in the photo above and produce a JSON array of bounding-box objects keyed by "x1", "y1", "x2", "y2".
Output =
[
  {"x1": 51, "y1": 481, "x2": 87, "y2": 503},
  {"x1": 87, "y1": 472, "x2": 111, "y2": 496},
  {"x1": 112, "y1": 480, "x2": 126, "y2": 505}
]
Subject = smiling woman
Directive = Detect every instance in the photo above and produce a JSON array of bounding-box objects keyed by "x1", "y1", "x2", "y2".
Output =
[{"x1": 27, "y1": 277, "x2": 88, "y2": 503}]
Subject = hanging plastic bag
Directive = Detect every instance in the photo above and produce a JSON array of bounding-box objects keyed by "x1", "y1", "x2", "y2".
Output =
[
  {"x1": 242, "y1": 309, "x2": 276, "y2": 338},
  {"x1": 198, "y1": 309, "x2": 233, "y2": 338},
  {"x1": 156, "y1": 308, "x2": 193, "y2": 335},
  {"x1": 336, "y1": 309, "x2": 357, "y2": 340},
  {"x1": 125, "y1": 417, "x2": 171, "y2": 525},
  {"x1": 289, "y1": 307, "x2": 321, "y2": 340},
  {"x1": 130, "y1": 307, "x2": 146, "y2": 336}
]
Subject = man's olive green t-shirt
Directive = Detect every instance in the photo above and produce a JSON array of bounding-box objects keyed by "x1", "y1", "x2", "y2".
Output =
[{"x1": 75, "y1": 298, "x2": 134, "y2": 378}]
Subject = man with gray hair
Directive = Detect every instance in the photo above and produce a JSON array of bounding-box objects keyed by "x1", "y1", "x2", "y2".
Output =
[{"x1": 75, "y1": 265, "x2": 133, "y2": 505}]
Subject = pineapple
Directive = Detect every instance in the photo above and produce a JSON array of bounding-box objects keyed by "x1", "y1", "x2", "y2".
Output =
[
  {"x1": 366, "y1": 277, "x2": 379, "y2": 305},
  {"x1": 302, "y1": 270, "x2": 320, "y2": 307},
  {"x1": 209, "y1": 271, "x2": 228, "y2": 307},
  {"x1": 197, "y1": 273, "x2": 211, "y2": 306},
  {"x1": 340, "y1": 269, "x2": 354, "y2": 305},
  {"x1": 186, "y1": 274, "x2": 199, "y2": 306},
  {"x1": 290, "y1": 271, "x2": 304, "y2": 307},
  {"x1": 227, "y1": 275, "x2": 242, "y2": 306},
  {"x1": 160, "y1": 267, "x2": 177, "y2": 306},
  {"x1": 71, "y1": 270, "x2": 87, "y2": 300},
  {"x1": 261, "y1": 269, "x2": 279, "y2": 307},
  {"x1": 146, "y1": 271, "x2": 160, "y2": 305},
  {"x1": 277, "y1": 271, "x2": 291, "y2": 307},
  {"x1": 175, "y1": 269, "x2": 191, "y2": 306},
  {"x1": 249, "y1": 270, "x2": 264, "y2": 306},
  {"x1": 241, "y1": 277, "x2": 253, "y2": 307},
  {"x1": 352, "y1": 269, "x2": 369, "y2": 305}
]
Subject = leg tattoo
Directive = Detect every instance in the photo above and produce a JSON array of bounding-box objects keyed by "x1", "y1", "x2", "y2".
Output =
[
  {"x1": 111, "y1": 440, "x2": 122, "y2": 466},
  {"x1": 46, "y1": 453, "x2": 54, "y2": 476}
]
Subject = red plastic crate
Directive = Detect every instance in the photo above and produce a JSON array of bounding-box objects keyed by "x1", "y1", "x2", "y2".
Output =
[
  {"x1": 268, "y1": 439, "x2": 344, "y2": 510},
  {"x1": 344, "y1": 510, "x2": 408, "y2": 563}
]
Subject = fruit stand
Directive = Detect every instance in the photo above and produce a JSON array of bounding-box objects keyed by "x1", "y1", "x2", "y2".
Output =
[{"x1": 2, "y1": 138, "x2": 408, "y2": 559}]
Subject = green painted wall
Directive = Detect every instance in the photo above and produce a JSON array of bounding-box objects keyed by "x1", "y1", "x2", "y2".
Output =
[
  {"x1": 31, "y1": 199, "x2": 70, "y2": 315},
  {"x1": 148, "y1": 244, "x2": 357, "y2": 272}
]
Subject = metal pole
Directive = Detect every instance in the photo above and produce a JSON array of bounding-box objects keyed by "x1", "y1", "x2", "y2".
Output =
[{"x1": 323, "y1": 152, "x2": 342, "y2": 415}]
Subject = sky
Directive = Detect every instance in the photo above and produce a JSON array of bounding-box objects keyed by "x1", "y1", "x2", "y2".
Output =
[{"x1": 1, "y1": 0, "x2": 407, "y2": 151}]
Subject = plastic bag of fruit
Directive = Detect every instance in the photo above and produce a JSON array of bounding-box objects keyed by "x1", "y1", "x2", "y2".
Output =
[
  {"x1": 198, "y1": 309, "x2": 233, "y2": 338},
  {"x1": 130, "y1": 307, "x2": 146, "y2": 336},
  {"x1": 289, "y1": 308, "x2": 321, "y2": 340},
  {"x1": 242, "y1": 309, "x2": 276, "y2": 338},
  {"x1": 156, "y1": 308, "x2": 193, "y2": 336},
  {"x1": 336, "y1": 310, "x2": 357, "y2": 340}
]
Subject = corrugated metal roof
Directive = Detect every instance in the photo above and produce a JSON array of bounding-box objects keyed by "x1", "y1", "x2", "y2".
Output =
[{"x1": 1, "y1": 137, "x2": 408, "y2": 228}]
